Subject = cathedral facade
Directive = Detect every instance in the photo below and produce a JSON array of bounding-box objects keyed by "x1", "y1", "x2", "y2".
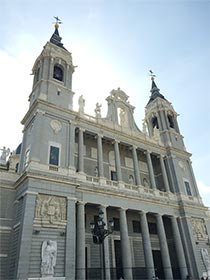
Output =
[{"x1": 0, "y1": 24, "x2": 210, "y2": 280}]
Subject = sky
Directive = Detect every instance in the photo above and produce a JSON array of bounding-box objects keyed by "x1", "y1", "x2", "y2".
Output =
[{"x1": 0, "y1": 0, "x2": 209, "y2": 206}]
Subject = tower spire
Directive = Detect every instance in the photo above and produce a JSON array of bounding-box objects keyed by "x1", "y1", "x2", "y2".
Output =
[
  {"x1": 147, "y1": 70, "x2": 165, "y2": 104},
  {"x1": 50, "y1": 16, "x2": 66, "y2": 50}
]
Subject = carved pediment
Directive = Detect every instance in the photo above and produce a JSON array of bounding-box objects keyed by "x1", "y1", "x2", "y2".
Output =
[{"x1": 110, "y1": 88, "x2": 129, "y2": 102}]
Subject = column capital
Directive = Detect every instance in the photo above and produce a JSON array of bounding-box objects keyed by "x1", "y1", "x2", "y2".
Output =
[
  {"x1": 118, "y1": 207, "x2": 127, "y2": 212},
  {"x1": 154, "y1": 213, "x2": 163, "y2": 218},
  {"x1": 98, "y1": 204, "x2": 109, "y2": 209},
  {"x1": 68, "y1": 120, "x2": 76, "y2": 125},
  {"x1": 112, "y1": 139, "x2": 120, "y2": 145},
  {"x1": 144, "y1": 150, "x2": 152, "y2": 155},
  {"x1": 169, "y1": 215, "x2": 178, "y2": 220},
  {"x1": 77, "y1": 201, "x2": 86, "y2": 206},
  {"x1": 139, "y1": 210, "x2": 148, "y2": 215},
  {"x1": 95, "y1": 133, "x2": 103, "y2": 139},
  {"x1": 23, "y1": 190, "x2": 38, "y2": 197},
  {"x1": 79, "y1": 127, "x2": 85, "y2": 132},
  {"x1": 131, "y1": 145, "x2": 137, "y2": 150},
  {"x1": 67, "y1": 197, "x2": 77, "y2": 202},
  {"x1": 157, "y1": 154, "x2": 166, "y2": 159}
]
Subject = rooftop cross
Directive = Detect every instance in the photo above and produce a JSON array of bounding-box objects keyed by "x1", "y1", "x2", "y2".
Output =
[
  {"x1": 149, "y1": 70, "x2": 156, "y2": 81},
  {"x1": 53, "y1": 16, "x2": 62, "y2": 28}
]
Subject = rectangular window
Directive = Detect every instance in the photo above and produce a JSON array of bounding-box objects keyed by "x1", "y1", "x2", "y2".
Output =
[
  {"x1": 132, "y1": 220, "x2": 141, "y2": 233},
  {"x1": 49, "y1": 146, "x2": 59, "y2": 166},
  {"x1": 111, "y1": 171, "x2": 117, "y2": 181},
  {"x1": 148, "y1": 222, "x2": 157, "y2": 234},
  {"x1": 113, "y1": 218, "x2": 120, "y2": 231},
  {"x1": 184, "y1": 181, "x2": 192, "y2": 196}
]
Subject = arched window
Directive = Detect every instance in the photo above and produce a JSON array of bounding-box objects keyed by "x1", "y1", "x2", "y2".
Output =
[
  {"x1": 152, "y1": 116, "x2": 159, "y2": 129},
  {"x1": 168, "y1": 114, "x2": 175, "y2": 128},
  {"x1": 53, "y1": 65, "x2": 63, "y2": 81},
  {"x1": 34, "y1": 67, "x2": 40, "y2": 83}
]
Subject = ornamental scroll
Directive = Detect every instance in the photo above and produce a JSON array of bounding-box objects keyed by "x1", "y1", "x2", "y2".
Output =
[
  {"x1": 191, "y1": 218, "x2": 208, "y2": 240},
  {"x1": 34, "y1": 194, "x2": 66, "y2": 228}
]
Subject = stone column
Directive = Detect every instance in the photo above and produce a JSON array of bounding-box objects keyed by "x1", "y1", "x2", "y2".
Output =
[
  {"x1": 170, "y1": 216, "x2": 188, "y2": 280},
  {"x1": 159, "y1": 155, "x2": 170, "y2": 192},
  {"x1": 78, "y1": 128, "x2": 85, "y2": 173},
  {"x1": 97, "y1": 134, "x2": 104, "y2": 177},
  {"x1": 16, "y1": 191, "x2": 37, "y2": 280},
  {"x1": 119, "y1": 208, "x2": 133, "y2": 280},
  {"x1": 65, "y1": 197, "x2": 76, "y2": 279},
  {"x1": 114, "y1": 140, "x2": 122, "y2": 181},
  {"x1": 145, "y1": 151, "x2": 156, "y2": 189},
  {"x1": 159, "y1": 110, "x2": 168, "y2": 130},
  {"x1": 69, "y1": 122, "x2": 75, "y2": 171},
  {"x1": 49, "y1": 57, "x2": 54, "y2": 80},
  {"x1": 155, "y1": 214, "x2": 173, "y2": 279},
  {"x1": 139, "y1": 211, "x2": 155, "y2": 279},
  {"x1": 156, "y1": 112, "x2": 163, "y2": 130},
  {"x1": 132, "y1": 146, "x2": 141, "y2": 185},
  {"x1": 76, "y1": 201, "x2": 86, "y2": 280},
  {"x1": 99, "y1": 205, "x2": 111, "y2": 280}
]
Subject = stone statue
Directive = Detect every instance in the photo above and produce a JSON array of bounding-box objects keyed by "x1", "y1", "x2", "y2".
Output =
[
  {"x1": 41, "y1": 240, "x2": 57, "y2": 277},
  {"x1": 95, "y1": 102, "x2": 102, "y2": 118},
  {"x1": 119, "y1": 108, "x2": 125, "y2": 125},
  {"x1": 143, "y1": 178, "x2": 149, "y2": 187},
  {"x1": 201, "y1": 248, "x2": 210, "y2": 273},
  {"x1": 78, "y1": 95, "x2": 85, "y2": 113},
  {"x1": 0, "y1": 147, "x2": 10, "y2": 165}
]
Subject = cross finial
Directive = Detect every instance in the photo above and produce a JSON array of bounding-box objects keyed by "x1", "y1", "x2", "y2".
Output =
[
  {"x1": 53, "y1": 16, "x2": 62, "y2": 28},
  {"x1": 149, "y1": 70, "x2": 156, "y2": 81}
]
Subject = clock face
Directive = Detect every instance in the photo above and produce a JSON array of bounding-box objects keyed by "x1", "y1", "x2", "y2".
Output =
[{"x1": 53, "y1": 66, "x2": 63, "y2": 81}]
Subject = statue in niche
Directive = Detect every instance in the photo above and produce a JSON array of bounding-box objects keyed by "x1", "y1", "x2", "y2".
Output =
[
  {"x1": 78, "y1": 95, "x2": 85, "y2": 113},
  {"x1": 119, "y1": 108, "x2": 128, "y2": 126},
  {"x1": 129, "y1": 175, "x2": 134, "y2": 185},
  {"x1": 142, "y1": 120, "x2": 148, "y2": 135},
  {"x1": 201, "y1": 248, "x2": 210, "y2": 273},
  {"x1": 41, "y1": 240, "x2": 57, "y2": 277},
  {"x1": 143, "y1": 178, "x2": 149, "y2": 187},
  {"x1": 0, "y1": 147, "x2": 10, "y2": 165},
  {"x1": 95, "y1": 102, "x2": 102, "y2": 118}
]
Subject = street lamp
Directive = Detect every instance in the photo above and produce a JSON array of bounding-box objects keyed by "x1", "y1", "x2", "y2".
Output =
[{"x1": 90, "y1": 209, "x2": 114, "y2": 279}]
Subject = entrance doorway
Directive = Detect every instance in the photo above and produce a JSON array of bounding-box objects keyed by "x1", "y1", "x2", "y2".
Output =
[
  {"x1": 152, "y1": 250, "x2": 164, "y2": 279},
  {"x1": 114, "y1": 240, "x2": 123, "y2": 279}
]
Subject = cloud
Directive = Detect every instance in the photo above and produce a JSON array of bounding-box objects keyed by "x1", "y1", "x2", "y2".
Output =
[{"x1": 0, "y1": 49, "x2": 33, "y2": 150}]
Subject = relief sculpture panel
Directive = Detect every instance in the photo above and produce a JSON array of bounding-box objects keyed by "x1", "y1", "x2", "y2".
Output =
[
  {"x1": 191, "y1": 217, "x2": 208, "y2": 240},
  {"x1": 34, "y1": 194, "x2": 66, "y2": 228}
]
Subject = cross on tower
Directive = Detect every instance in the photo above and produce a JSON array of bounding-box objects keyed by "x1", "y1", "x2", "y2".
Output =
[{"x1": 149, "y1": 70, "x2": 156, "y2": 81}]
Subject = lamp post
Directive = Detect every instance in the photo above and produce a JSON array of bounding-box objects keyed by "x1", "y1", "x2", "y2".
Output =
[{"x1": 90, "y1": 209, "x2": 114, "y2": 280}]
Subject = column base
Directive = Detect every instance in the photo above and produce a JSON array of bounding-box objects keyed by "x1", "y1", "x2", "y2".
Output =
[
  {"x1": 77, "y1": 171, "x2": 86, "y2": 179},
  {"x1": 118, "y1": 181, "x2": 125, "y2": 188},
  {"x1": 99, "y1": 177, "x2": 107, "y2": 184},
  {"x1": 68, "y1": 166, "x2": 76, "y2": 174}
]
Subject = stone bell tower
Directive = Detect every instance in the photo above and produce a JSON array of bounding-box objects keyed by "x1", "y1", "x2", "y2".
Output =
[
  {"x1": 29, "y1": 21, "x2": 75, "y2": 110},
  {"x1": 144, "y1": 73, "x2": 201, "y2": 199},
  {"x1": 18, "y1": 21, "x2": 76, "y2": 173},
  {"x1": 144, "y1": 75, "x2": 186, "y2": 151}
]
